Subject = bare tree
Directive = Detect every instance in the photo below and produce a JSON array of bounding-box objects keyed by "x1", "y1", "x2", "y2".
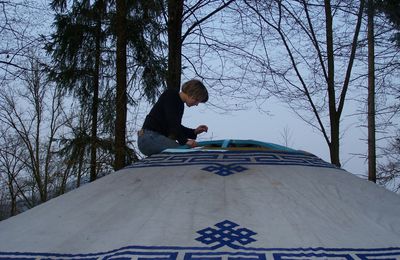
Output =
[
  {"x1": 367, "y1": 0, "x2": 376, "y2": 182},
  {"x1": 354, "y1": 0, "x2": 400, "y2": 186},
  {"x1": 377, "y1": 131, "x2": 400, "y2": 192},
  {"x1": 167, "y1": 0, "x2": 236, "y2": 90},
  {"x1": 280, "y1": 126, "x2": 294, "y2": 148},
  {"x1": 148, "y1": 0, "x2": 399, "y2": 176},
  {"x1": 0, "y1": 0, "x2": 51, "y2": 80},
  {"x1": 0, "y1": 56, "x2": 66, "y2": 203},
  {"x1": 180, "y1": 1, "x2": 364, "y2": 167},
  {"x1": 0, "y1": 131, "x2": 29, "y2": 217}
]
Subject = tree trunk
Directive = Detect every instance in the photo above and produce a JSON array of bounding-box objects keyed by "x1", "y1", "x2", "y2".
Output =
[
  {"x1": 329, "y1": 120, "x2": 341, "y2": 167},
  {"x1": 90, "y1": 0, "x2": 102, "y2": 181},
  {"x1": 367, "y1": 0, "x2": 376, "y2": 182},
  {"x1": 114, "y1": 0, "x2": 127, "y2": 170},
  {"x1": 8, "y1": 183, "x2": 17, "y2": 216},
  {"x1": 77, "y1": 150, "x2": 84, "y2": 188},
  {"x1": 32, "y1": 68, "x2": 47, "y2": 202},
  {"x1": 167, "y1": 0, "x2": 184, "y2": 90},
  {"x1": 324, "y1": 0, "x2": 341, "y2": 167}
]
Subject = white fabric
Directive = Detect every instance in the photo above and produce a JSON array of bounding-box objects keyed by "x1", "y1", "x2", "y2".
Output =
[{"x1": 0, "y1": 153, "x2": 399, "y2": 256}]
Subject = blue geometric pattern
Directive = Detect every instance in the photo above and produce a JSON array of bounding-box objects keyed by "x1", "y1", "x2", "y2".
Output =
[
  {"x1": 0, "y1": 250, "x2": 178, "y2": 259},
  {"x1": 126, "y1": 151, "x2": 338, "y2": 174},
  {"x1": 195, "y1": 220, "x2": 257, "y2": 249},
  {"x1": 201, "y1": 164, "x2": 248, "y2": 176},
  {"x1": 273, "y1": 252, "x2": 355, "y2": 259},
  {"x1": 184, "y1": 252, "x2": 267, "y2": 260},
  {"x1": 0, "y1": 247, "x2": 399, "y2": 259}
]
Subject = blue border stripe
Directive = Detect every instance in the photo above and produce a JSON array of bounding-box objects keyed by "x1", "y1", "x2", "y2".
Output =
[
  {"x1": 126, "y1": 150, "x2": 337, "y2": 170},
  {"x1": 0, "y1": 246, "x2": 400, "y2": 260}
]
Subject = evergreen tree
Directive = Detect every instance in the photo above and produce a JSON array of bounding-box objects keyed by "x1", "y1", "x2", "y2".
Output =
[
  {"x1": 46, "y1": 0, "x2": 108, "y2": 181},
  {"x1": 47, "y1": 0, "x2": 166, "y2": 174},
  {"x1": 375, "y1": 0, "x2": 400, "y2": 47},
  {"x1": 111, "y1": 0, "x2": 166, "y2": 169},
  {"x1": 114, "y1": 0, "x2": 127, "y2": 171}
]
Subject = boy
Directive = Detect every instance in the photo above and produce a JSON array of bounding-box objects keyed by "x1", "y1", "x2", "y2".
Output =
[{"x1": 138, "y1": 79, "x2": 209, "y2": 156}]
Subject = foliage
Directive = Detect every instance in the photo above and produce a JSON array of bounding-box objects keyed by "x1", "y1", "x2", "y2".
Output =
[
  {"x1": 45, "y1": 0, "x2": 106, "y2": 103},
  {"x1": 103, "y1": 0, "x2": 167, "y2": 103},
  {"x1": 1, "y1": 0, "x2": 400, "y2": 221},
  {"x1": 375, "y1": 0, "x2": 400, "y2": 47},
  {"x1": 377, "y1": 131, "x2": 400, "y2": 192}
]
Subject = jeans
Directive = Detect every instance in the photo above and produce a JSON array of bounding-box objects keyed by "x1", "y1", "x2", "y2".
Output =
[{"x1": 138, "y1": 129, "x2": 180, "y2": 156}]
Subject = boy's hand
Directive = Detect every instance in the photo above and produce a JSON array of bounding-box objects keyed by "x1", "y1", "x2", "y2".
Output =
[
  {"x1": 195, "y1": 125, "x2": 208, "y2": 134},
  {"x1": 186, "y1": 139, "x2": 197, "y2": 148}
]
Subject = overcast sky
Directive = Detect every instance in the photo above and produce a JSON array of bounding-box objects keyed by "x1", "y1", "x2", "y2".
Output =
[
  {"x1": 182, "y1": 97, "x2": 368, "y2": 178},
  {"x1": 14, "y1": 0, "x2": 392, "y2": 180}
]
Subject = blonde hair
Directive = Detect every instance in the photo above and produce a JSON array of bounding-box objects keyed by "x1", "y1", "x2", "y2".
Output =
[{"x1": 181, "y1": 79, "x2": 208, "y2": 103}]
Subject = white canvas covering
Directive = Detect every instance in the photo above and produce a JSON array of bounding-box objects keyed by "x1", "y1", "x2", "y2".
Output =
[{"x1": 0, "y1": 147, "x2": 399, "y2": 259}]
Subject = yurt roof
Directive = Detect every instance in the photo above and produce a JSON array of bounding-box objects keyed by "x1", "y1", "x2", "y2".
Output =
[{"x1": 0, "y1": 139, "x2": 399, "y2": 259}]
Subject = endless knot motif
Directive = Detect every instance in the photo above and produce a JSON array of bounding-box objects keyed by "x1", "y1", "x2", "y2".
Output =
[
  {"x1": 195, "y1": 220, "x2": 257, "y2": 249},
  {"x1": 201, "y1": 164, "x2": 248, "y2": 176}
]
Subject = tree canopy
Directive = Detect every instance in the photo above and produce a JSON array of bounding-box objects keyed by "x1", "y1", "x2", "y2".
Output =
[{"x1": 0, "y1": 0, "x2": 399, "y2": 220}]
